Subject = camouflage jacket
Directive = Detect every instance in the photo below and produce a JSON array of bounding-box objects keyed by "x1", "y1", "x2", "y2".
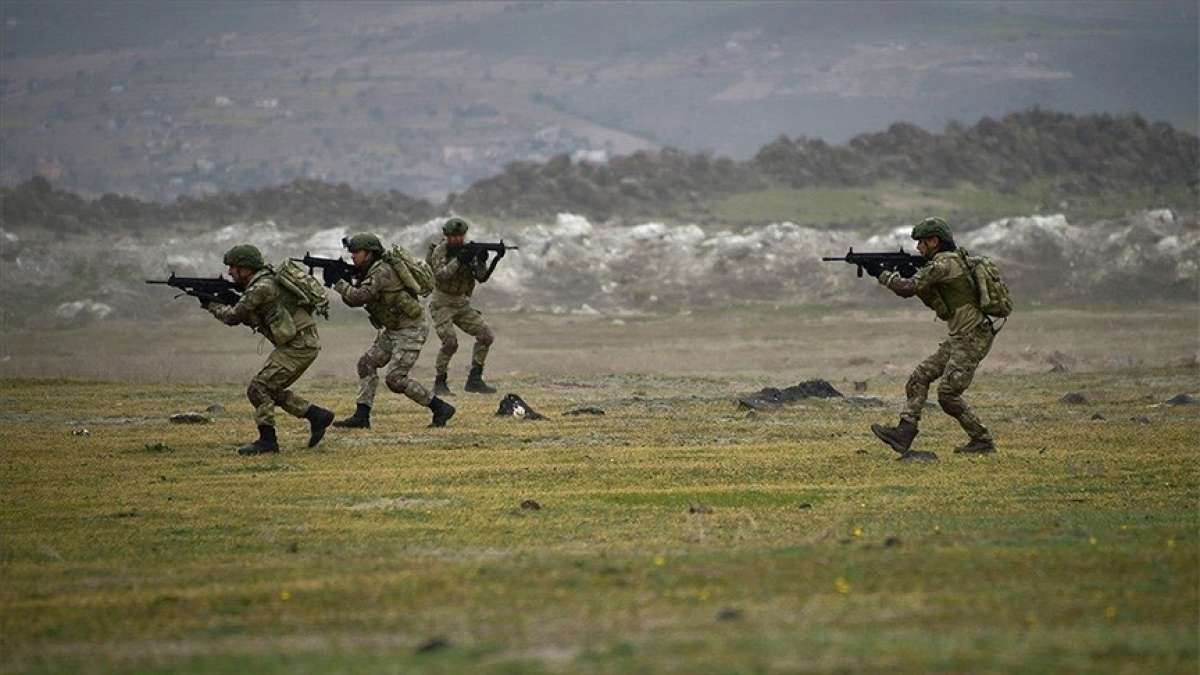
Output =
[
  {"x1": 208, "y1": 269, "x2": 316, "y2": 346},
  {"x1": 883, "y1": 250, "x2": 984, "y2": 336},
  {"x1": 427, "y1": 241, "x2": 487, "y2": 303},
  {"x1": 333, "y1": 259, "x2": 423, "y2": 330}
]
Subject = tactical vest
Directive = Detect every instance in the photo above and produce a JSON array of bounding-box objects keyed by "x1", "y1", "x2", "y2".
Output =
[
  {"x1": 361, "y1": 260, "x2": 422, "y2": 330},
  {"x1": 246, "y1": 270, "x2": 315, "y2": 346},
  {"x1": 428, "y1": 242, "x2": 476, "y2": 298}
]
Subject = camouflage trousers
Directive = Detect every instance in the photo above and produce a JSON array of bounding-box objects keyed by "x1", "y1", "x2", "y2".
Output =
[
  {"x1": 356, "y1": 325, "x2": 433, "y2": 408},
  {"x1": 901, "y1": 322, "x2": 995, "y2": 441},
  {"x1": 248, "y1": 327, "x2": 320, "y2": 427},
  {"x1": 430, "y1": 298, "x2": 493, "y2": 375}
]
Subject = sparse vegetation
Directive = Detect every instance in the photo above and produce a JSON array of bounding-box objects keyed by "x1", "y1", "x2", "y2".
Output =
[
  {"x1": 1, "y1": 308, "x2": 1196, "y2": 672},
  {"x1": 3, "y1": 110, "x2": 1196, "y2": 231}
]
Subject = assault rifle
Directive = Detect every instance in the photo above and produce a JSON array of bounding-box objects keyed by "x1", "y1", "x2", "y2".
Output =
[
  {"x1": 821, "y1": 248, "x2": 927, "y2": 278},
  {"x1": 146, "y1": 273, "x2": 241, "y2": 306},
  {"x1": 449, "y1": 240, "x2": 519, "y2": 283},
  {"x1": 292, "y1": 253, "x2": 358, "y2": 288}
]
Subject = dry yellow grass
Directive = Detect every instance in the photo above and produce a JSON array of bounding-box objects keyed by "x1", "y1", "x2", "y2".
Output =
[{"x1": 1, "y1": 306, "x2": 1197, "y2": 673}]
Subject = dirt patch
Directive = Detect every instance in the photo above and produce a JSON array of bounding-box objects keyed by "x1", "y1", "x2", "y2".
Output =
[{"x1": 347, "y1": 497, "x2": 450, "y2": 512}]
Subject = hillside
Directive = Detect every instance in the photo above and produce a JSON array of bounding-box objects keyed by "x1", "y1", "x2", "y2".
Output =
[{"x1": 2, "y1": 109, "x2": 1196, "y2": 233}]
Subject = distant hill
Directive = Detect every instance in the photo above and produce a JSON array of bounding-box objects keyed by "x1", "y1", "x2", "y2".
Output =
[
  {"x1": 452, "y1": 109, "x2": 1198, "y2": 222},
  {"x1": 1, "y1": 109, "x2": 1196, "y2": 232}
]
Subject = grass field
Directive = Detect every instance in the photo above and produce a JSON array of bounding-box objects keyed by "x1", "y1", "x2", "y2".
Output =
[{"x1": 1, "y1": 307, "x2": 1197, "y2": 673}]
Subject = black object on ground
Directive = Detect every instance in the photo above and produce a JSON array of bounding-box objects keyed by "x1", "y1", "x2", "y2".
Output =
[
  {"x1": 416, "y1": 637, "x2": 450, "y2": 654},
  {"x1": 738, "y1": 379, "x2": 843, "y2": 410},
  {"x1": 1166, "y1": 393, "x2": 1196, "y2": 406},
  {"x1": 688, "y1": 503, "x2": 712, "y2": 514},
  {"x1": 520, "y1": 499, "x2": 542, "y2": 511},
  {"x1": 496, "y1": 393, "x2": 546, "y2": 420},
  {"x1": 1059, "y1": 392, "x2": 1089, "y2": 404}
]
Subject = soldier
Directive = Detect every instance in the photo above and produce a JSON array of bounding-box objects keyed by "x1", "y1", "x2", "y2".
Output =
[
  {"x1": 427, "y1": 217, "x2": 500, "y2": 395},
  {"x1": 206, "y1": 244, "x2": 335, "y2": 455},
  {"x1": 328, "y1": 233, "x2": 456, "y2": 429},
  {"x1": 871, "y1": 217, "x2": 997, "y2": 455}
]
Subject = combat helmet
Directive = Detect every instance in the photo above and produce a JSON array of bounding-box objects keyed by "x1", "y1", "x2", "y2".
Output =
[
  {"x1": 343, "y1": 232, "x2": 384, "y2": 254},
  {"x1": 222, "y1": 244, "x2": 266, "y2": 270},
  {"x1": 911, "y1": 216, "x2": 953, "y2": 242},
  {"x1": 442, "y1": 217, "x2": 469, "y2": 236}
]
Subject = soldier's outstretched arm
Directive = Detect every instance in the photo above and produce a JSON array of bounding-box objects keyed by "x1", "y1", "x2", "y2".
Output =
[
  {"x1": 207, "y1": 281, "x2": 270, "y2": 325},
  {"x1": 333, "y1": 275, "x2": 379, "y2": 308},
  {"x1": 879, "y1": 257, "x2": 950, "y2": 298}
]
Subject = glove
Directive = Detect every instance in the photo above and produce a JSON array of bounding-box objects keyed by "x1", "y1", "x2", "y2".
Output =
[
  {"x1": 454, "y1": 247, "x2": 474, "y2": 264},
  {"x1": 322, "y1": 267, "x2": 342, "y2": 288},
  {"x1": 877, "y1": 270, "x2": 899, "y2": 286}
]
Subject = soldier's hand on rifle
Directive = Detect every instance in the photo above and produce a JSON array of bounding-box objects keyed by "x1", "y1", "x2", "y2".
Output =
[
  {"x1": 197, "y1": 295, "x2": 212, "y2": 308},
  {"x1": 321, "y1": 267, "x2": 341, "y2": 288},
  {"x1": 877, "y1": 270, "x2": 899, "y2": 285},
  {"x1": 455, "y1": 247, "x2": 474, "y2": 264}
]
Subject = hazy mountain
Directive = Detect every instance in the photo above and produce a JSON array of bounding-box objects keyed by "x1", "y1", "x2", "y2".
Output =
[{"x1": 2, "y1": 1, "x2": 1195, "y2": 202}]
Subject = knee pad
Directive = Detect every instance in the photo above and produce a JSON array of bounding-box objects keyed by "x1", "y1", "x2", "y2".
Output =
[
  {"x1": 938, "y1": 394, "x2": 965, "y2": 417},
  {"x1": 357, "y1": 354, "x2": 376, "y2": 379},
  {"x1": 476, "y1": 328, "x2": 494, "y2": 347},
  {"x1": 440, "y1": 334, "x2": 459, "y2": 353},
  {"x1": 247, "y1": 381, "x2": 271, "y2": 407},
  {"x1": 385, "y1": 370, "x2": 408, "y2": 394}
]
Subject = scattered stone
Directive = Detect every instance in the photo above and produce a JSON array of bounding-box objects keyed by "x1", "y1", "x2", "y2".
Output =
[
  {"x1": 206, "y1": 404, "x2": 226, "y2": 414},
  {"x1": 143, "y1": 442, "x2": 174, "y2": 453},
  {"x1": 287, "y1": 541, "x2": 299, "y2": 554},
  {"x1": 716, "y1": 607, "x2": 743, "y2": 621},
  {"x1": 884, "y1": 536, "x2": 902, "y2": 548},
  {"x1": 1091, "y1": 413, "x2": 1106, "y2": 421},
  {"x1": 1059, "y1": 392, "x2": 1088, "y2": 405},
  {"x1": 845, "y1": 396, "x2": 884, "y2": 408},
  {"x1": 563, "y1": 406, "x2": 605, "y2": 416},
  {"x1": 745, "y1": 410, "x2": 758, "y2": 420},
  {"x1": 897, "y1": 450, "x2": 938, "y2": 463},
  {"x1": 688, "y1": 503, "x2": 712, "y2": 514},
  {"x1": 496, "y1": 393, "x2": 546, "y2": 420},
  {"x1": 1166, "y1": 393, "x2": 1196, "y2": 406},
  {"x1": 1130, "y1": 415, "x2": 1151, "y2": 424},
  {"x1": 70, "y1": 428, "x2": 90, "y2": 436},
  {"x1": 855, "y1": 449, "x2": 869, "y2": 455},
  {"x1": 1039, "y1": 447, "x2": 1047, "y2": 455},
  {"x1": 853, "y1": 381, "x2": 868, "y2": 393},
  {"x1": 520, "y1": 499, "x2": 542, "y2": 511},
  {"x1": 169, "y1": 412, "x2": 210, "y2": 424},
  {"x1": 415, "y1": 637, "x2": 450, "y2": 654},
  {"x1": 737, "y1": 379, "x2": 843, "y2": 411},
  {"x1": 796, "y1": 503, "x2": 813, "y2": 509}
]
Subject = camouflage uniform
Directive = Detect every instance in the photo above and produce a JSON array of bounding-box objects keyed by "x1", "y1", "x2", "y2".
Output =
[
  {"x1": 208, "y1": 268, "x2": 319, "y2": 427},
  {"x1": 333, "y1": 260, "x2": 433, "y2": 408},
  {"x1": 881, "y1": 250, "x2": 995, "y2": 442},
  {"x1": 427, "y1": 241, "x2": 494, "y2": 375}
]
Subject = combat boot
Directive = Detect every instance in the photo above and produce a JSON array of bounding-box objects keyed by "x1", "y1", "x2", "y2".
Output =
[
  {"x1": 433, "y1": 373, "x2": 454, "y2": 397},
  {"x1": 464, "y1": 364, "x2": 497, "y2": 394},
  {"x1": 332, "y1": 404, "x2": 371, "y2": 429},
  {"x1": 954, "y1": 438, "x2": 996, "y2": 454},
  {"x1": 238, "y1": 425, "x2": 279, "y2": 455},
  {"x1": 428, "y1": 396, "x2": 456, "y2": 428},
  {"x1": 304, "y1": 405, "x2": 335, "y2": 448},
  {"x1": 871, "y1": 419, "x2": 919, "y2": 454}
]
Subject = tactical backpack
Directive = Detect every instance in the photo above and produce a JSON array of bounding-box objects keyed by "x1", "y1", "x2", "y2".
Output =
[
  {"x1": 383, "y1": 245, "x2": 435, "y2": 297},
  {"x1": 959, "y1": 251, "x2": 1012, "y2": 319},
  {"x1": 273, "y1": 259, "x2": 331, "y2": 318}
]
